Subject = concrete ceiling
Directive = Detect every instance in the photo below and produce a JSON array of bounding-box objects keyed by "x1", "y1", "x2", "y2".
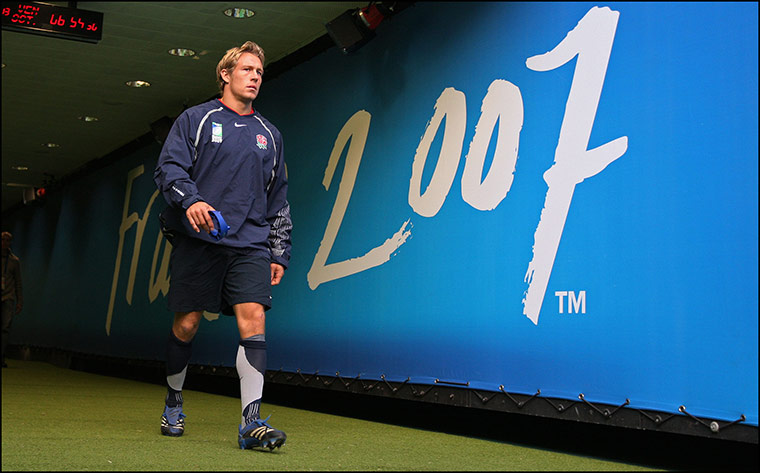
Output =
[{"x1": 1, "y1": 1, "x2": 371, "y2": 212}]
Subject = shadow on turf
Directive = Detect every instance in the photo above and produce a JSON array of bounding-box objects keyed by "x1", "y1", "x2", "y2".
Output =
[{"x1": 264, "y1": 384, "x2": 757, "y2": 472}]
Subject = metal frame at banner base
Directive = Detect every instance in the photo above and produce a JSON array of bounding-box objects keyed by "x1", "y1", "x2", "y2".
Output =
[
  {"x1": 258, "y1": 368, "x2": 756, "y2": 444},
  {"x1": 11, "y1": 345, "x2": 757, "y2": 444}
]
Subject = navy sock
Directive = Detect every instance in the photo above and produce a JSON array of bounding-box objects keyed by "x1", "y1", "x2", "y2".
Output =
[
  {"x1": 165, "y1": 329, "x2": 192, "y2": 407},
  {"x1": 237, "y1": 334, "x2": 266, "y2": 425}
]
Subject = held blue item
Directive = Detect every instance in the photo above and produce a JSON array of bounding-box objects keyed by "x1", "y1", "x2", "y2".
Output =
[{"x1": 208, "y1": 210, "x2": 230, "y2": 241}]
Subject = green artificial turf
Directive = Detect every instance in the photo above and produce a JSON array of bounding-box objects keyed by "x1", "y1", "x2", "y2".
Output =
[{"x1": 2, "y1": 360, "x2": 656, "y2": 471}]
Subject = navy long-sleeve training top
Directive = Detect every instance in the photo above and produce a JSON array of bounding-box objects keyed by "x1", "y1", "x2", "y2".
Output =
[{"x1": 153, "y1": 98, "x2": 292, "y2": 268}]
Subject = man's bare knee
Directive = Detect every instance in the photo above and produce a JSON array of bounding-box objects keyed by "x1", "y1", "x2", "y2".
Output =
[
  {"x1": 234, "y1": 303, "x2": 266, "y2": 338},
  {"x1": 173, "y1": 311, "x2": 202, "y2": 341}
]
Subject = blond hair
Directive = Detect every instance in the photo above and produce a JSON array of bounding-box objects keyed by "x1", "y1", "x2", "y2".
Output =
[{"x1": 216, "y1": 41, "x2": 266, "y2": 94}]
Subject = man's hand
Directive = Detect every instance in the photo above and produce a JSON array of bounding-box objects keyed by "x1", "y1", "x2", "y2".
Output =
[
  {"x1": 186, "y1": 201, "x2": 216, "y2": 234},
  {"x1": 270, "y1": 263, "x2": 285, "y2": 286},
  {"x1": 15, "y1": 303, "x2": 22, "y2": 315}
]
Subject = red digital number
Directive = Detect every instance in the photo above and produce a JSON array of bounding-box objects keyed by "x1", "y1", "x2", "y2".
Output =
[
  {"x1": 67, "y1": 17, "x2": 84, "y2": 29},
  {"x1": 50, "y1": 14, "x2": 65, "y2": 26}
]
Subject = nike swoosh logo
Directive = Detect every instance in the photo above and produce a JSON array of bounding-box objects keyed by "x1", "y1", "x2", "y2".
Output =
[{"x1": 235, "y1": 123, "x2": 247, "y2": 127}]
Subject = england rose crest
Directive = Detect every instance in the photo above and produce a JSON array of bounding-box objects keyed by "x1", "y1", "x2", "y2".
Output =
[{"x1": 256, "y1": 134, "x2": 268, "y2": 150}]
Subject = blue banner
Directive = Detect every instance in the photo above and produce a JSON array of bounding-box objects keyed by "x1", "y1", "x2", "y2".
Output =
[{"x1": 7, "y1": 2, "x2": 757, "y2": 426}]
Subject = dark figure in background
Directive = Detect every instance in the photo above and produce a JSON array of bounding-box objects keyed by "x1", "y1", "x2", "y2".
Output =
[
  {"x1": 153, "y1": 41, "x2": 292, "y2": 450},
  {"x1": 2, "y1": 231, "x2": 24, "y2": 368}
]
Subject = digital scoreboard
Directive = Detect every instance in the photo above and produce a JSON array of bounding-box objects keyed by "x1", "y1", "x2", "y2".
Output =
[{"x1": 2, "y1": 1, "x2": 103, "y2": 43}]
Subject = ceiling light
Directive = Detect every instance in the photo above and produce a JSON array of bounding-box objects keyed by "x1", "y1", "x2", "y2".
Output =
[
  {"x1": 168, "y1": 48, "x2": 196, "y2": 57},
  {"x1": 42, "y1": 142, "x2": 60, "y2": 148},
  {"x1": 11, "y1": 166, "x2": 29, "y2": 171},
  {"x1": 5, "y1": 182, "x2": 31, "y2": 187},
  {"x1": 223, "y1": 8, "x2": 254, "y2": 18},
  {"x1": 125, "y1": 80, "x2": 151, "y2": 88},
  {"x1": 78, "y1": 115, "x2": 99, "y2": 122}
]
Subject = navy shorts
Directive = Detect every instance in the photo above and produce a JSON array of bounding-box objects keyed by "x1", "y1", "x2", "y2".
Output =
[{"x1": 167, "y1": 234, "x2": 272, "y2": 315}]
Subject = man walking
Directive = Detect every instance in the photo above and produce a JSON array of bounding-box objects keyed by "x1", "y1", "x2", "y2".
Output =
[
  {"x1": 153, "y1": 41, "x2": 292, "y2": 450},
  {"x1": 2, "y1": 231, "x2": 23, "y2": 368}
]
